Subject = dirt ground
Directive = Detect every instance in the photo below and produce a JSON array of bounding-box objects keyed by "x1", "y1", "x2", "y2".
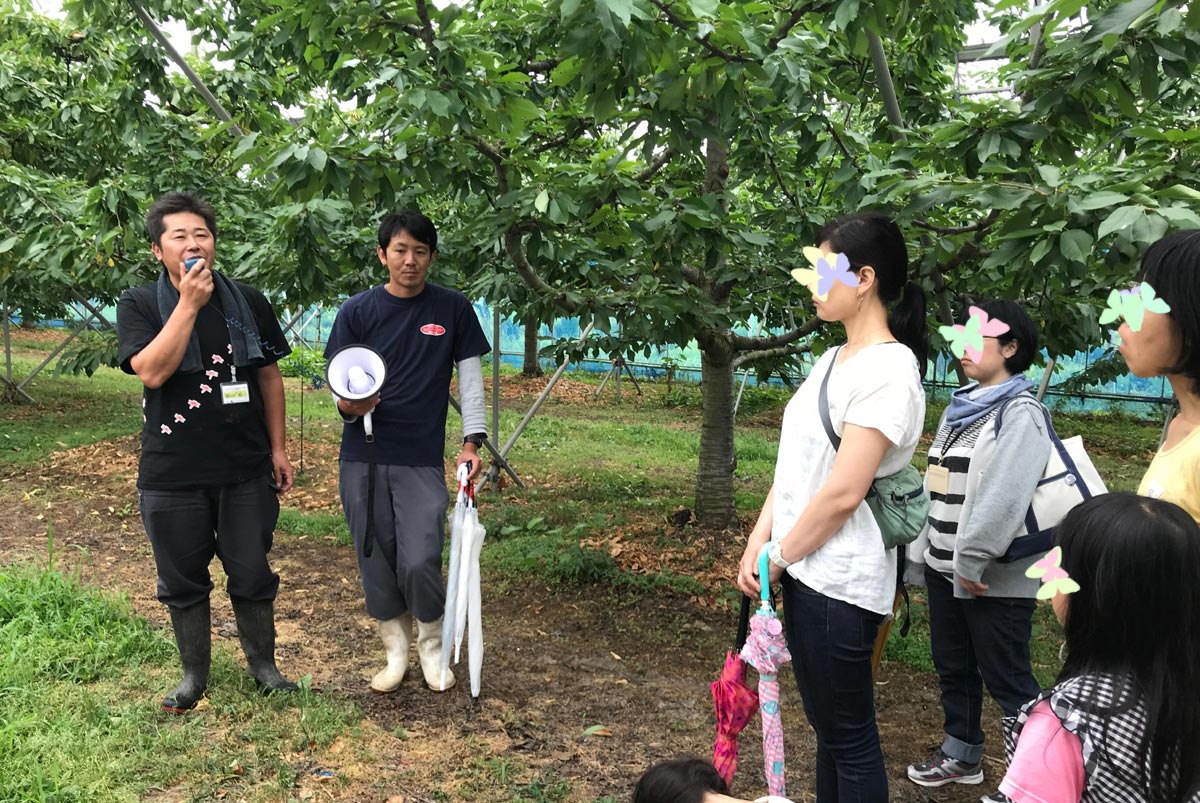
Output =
[{"x1": 0, "y1": 369, "x2": 1009, "y2": 802}]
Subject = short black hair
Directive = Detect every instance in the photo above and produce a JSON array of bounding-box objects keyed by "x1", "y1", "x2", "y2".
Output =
[
  {"x1": 974, "y1": 299, "x2": 1039, "y2": 375},
  {"x1": 146, "y1": 191, "x2": 217, "y2": 246},
  {"x1": 377, "y1": 210, "x2": 438, "y2": 252},
  {"x1": 1137, "y1": 229, "x2": 1200, "y2": 395},
  {"x1": 632, "y1": 758, "x2": 728, "y2": 803}
]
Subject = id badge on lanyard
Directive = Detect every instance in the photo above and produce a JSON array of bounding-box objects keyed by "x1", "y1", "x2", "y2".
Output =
[{"x1": 221, "y1": 364, "x2": 250, "y2": 405}]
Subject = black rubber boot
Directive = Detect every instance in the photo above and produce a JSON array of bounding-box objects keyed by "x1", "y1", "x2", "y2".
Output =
[
  {"x1": 162, "y1": 599, "x2": 211, "y2": 714},
  {"x1": 231, "y1": 599, "x2": 298, "y2": 694}
]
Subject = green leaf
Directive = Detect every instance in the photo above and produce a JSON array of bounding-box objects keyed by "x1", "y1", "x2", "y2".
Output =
[
  {"x1": 308, "y1": 146, "x2": 327, "y2": 172},
  {"x1": 534, "y1": 189, "x2": 550, "y2": 214},
  {"x1": 427, "y1": 91, "x2": 451, "y2": 117},
  {"x1": 600, "y1": 0, "x2": 634, "y2": 26},
  {"x1": 1157, "y1": 207, "x2": 1200, "y2": 228},
  {"x1": 1059, "y1": 230, "x2": 1093, "y2": 263},
  {"x1": 1075, "y1": 191, "x2": 1130, "y2": 211},
  {"x1": 1158, "y1": 184, "x2": 1200, "y2": 202},
  {"x1": 549, "y1": 56, "x2": 582, "y2": 86},
  {"x1": 0, "y1": 236, "x2": 17, "y2": 254},
  {"x1": 1037, "y1": 165, "x2": 1063, "y2": 188},
  {"x1": 1084, "y1": 0, "x2": 1159, "y2": 43},
  {"x1": 1097, "y1": 205, "x2": 1145, "y2": 240}
]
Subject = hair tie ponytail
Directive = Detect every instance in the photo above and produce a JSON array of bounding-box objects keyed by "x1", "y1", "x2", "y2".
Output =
[{"x1": 889, "y1": 280, "x2": 929, "y2": 375}]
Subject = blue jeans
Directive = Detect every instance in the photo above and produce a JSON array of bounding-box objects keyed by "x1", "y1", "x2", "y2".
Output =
[
  {"x1": 924, "y1": 565, "x2": 1041, "y2": 764},
  {"x1": 782, "y1": 575, "x2": 888, "y2": 803}
]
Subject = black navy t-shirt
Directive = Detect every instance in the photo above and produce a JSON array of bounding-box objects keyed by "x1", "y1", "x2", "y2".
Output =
[
  {"x1": 116, "y1": 279, "x2": 290, "y2": 489},
  {"x1": 324, "y1": 283, "x2": 490, "y2": 466}
]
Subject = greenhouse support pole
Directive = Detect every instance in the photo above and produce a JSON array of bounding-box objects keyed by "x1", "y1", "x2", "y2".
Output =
[
  {"x1": 129, "y1": 2, "x2": 245, "y2": 136},
  {"x1": 492, "y1": 304, "x2": 501, "y2": 446},
  {"x1": 1, "y1": 298, "x2": 33, "y2": 402},
  {"x1": 475, "y1": 321, "x2": 596, "y2": 493},
  {"x1": 1035, "y1": 357, "x2": 1056, "y2": 402}
]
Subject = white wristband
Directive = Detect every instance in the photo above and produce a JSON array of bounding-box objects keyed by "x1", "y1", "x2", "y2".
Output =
[{"x1": 767, "y1": 540, "x2": 791, "y2": 569}]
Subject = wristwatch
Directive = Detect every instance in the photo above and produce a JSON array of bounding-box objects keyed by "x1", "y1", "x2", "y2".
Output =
[
  {"x1": 463, "y1": 433, "x2": 484, "y2": 447},
  {"x1": 767, "y1": 540, "x2": 791, "y2": 569}
]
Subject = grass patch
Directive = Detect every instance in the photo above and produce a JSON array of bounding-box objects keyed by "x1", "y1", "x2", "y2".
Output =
[
  {"x1": 0, "y1": 542, "x2": 361, "y2": 803},
  {"x1": 0, "y1": 357, "x2": 143, "y2": 467},
  {"x1": 276, "y1": 508, "x2": 351, "y2": 545}
]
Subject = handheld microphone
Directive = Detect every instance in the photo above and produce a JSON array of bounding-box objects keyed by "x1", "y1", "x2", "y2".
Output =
[{"x1": 184, "y1": 257, "x2": 202, "y2": 272}]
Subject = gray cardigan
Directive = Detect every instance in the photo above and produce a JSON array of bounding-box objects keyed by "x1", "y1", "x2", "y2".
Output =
[{"x1": 907, "y1": 397, "x2": 1052, "y2": 599}]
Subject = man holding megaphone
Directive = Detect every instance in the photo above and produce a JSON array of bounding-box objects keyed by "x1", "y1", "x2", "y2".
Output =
[
  {"x1": 116, "y1": 191, "x2": 298, "y2": 713},
  {"x1": 325, "y1": 210, "x2": 489, "y2": 693}
]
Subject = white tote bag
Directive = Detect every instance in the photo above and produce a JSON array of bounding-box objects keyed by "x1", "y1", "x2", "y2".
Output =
[{"x1": 995, "y1": 399, "x2": 1108, "y2": 563}]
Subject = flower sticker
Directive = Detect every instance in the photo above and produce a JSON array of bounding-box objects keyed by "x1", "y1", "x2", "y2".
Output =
[
  {"x1": 791, "y1": 247, "x2": 859, "y2": 302},
  {"x1": 187, "y1": 399, "x2": 200, "y2": 409},
  {"x1": 200, "y1": 384, "x2": 213, "y2": 394},
  {"x1": 174, "y1": 413, "x2": 186, "y2": 423},
  {"x1": 939, "y1": 306, "x2": 1010, "y2": 362},
  {"x1": 206, "y1": 370, "x2": 219, "y2": 379},
  {"x1": 1025, "y1": 546, "x2": 1080, "y2": 601},
  {"x1": 160, "y1": 424, "x2": 173, "y2": 435},
  {"x1": 211, "y1": 354, "x2": 225, "y2": 365},
  {"x1": 1099, "y1": 281, "x2": 1170, "y2": 333}
]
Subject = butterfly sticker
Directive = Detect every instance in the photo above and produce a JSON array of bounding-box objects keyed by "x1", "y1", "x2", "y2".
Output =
[
  {"x1": 211, "y1": 354, "x2": 225, "y2": 365},
  {"x1": 200, "y1": 384, "x2": 213, "y2": 394},
  {"x1": 939, "y1": 306, "x2": 1011, "y2": 362},
  {"x1": 206, "y1": 370, "x2": 219, "y2": 379},
  {"x1": 1098, "y1": 282, "x2": 1171, "y2": 333},
  {"x1": 187, "y1": 399, "x2": 201, "y2": 409},
  {"x1": 174, "y1": 413, "x2": 186, "y2": 423},
  {"x1": 160, "y1": 424, "x2": 173, "y2": 435},
  {"x1": 1025, "y1": 546, "x2": 1080, "y2": 601},
  {"x1": 791, "y1": 247, "x2": 859, "y2": 302}
]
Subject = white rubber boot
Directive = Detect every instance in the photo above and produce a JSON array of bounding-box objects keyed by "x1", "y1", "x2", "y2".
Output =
[
  {"x1": 370, "y1": 612, "x2": 412, "y2": 693},
  {"x1": 416, "y1": 617, "x2": 455, "y2": 691}
]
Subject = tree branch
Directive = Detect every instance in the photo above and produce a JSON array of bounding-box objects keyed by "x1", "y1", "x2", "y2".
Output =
[
  {"x1": 768, "y1": 3, "x2": 833, "y2": 50},
  {"x1": 521, "y1": 58, "x2": 560, "y2": 72},
  {"x1": 413, "y1": 0, "x2": 437, "y2": 50},
  {"x1": 648, "y1": 0, "x2": 755, "y2": 63},
  {"x1": 731, "y1": 315, "x2": 820, "y2": 351},
  {"x1": 733, "y1": 341, "x2": 812, "y2": 369},
  {"x1": 913, "y1": 210, "x2": 1001, "y2": 235},
  {"x1": 635, "y1": 146, "x2": 678, "y2": 183}
]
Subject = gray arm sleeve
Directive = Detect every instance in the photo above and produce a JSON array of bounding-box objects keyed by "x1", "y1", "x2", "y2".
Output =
[
  {"x1": 457, "y1": 356, "x2": 488, "y2": 438},
  {"x1": 953, "y1": 402, "x2": 1053, "y2": 582}
]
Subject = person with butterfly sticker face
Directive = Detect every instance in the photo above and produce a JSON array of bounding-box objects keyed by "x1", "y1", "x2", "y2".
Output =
[
  {"x1": 736, "y1": 212, "x2": 928, "y2": 803},
  {"x1": 999, "y1": 493, "x2": 1200, "y2": 803},
  {"x1": 1110, "y1": 231, "x2": 1200, "y2": 524},
  {"x1": 904, "y1": 300, "x2": 1051, "y2": 803}
]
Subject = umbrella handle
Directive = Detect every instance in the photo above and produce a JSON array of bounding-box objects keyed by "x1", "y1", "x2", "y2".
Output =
[
  {"x1": 734, "y1": 594, "x2": 752, "y2": 651},
  {"x1": 757, "y1": 546, "x2": 772, "y2": 604}
]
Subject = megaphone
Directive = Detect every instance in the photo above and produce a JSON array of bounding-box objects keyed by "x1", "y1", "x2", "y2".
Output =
[{"x1": 326, "y1": 345, "x2": 386, "y2": 442}]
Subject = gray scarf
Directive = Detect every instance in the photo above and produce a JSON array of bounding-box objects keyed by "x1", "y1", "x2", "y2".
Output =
[{"x1": 155, "y1": 268, "x2": 263, "y2": 375}]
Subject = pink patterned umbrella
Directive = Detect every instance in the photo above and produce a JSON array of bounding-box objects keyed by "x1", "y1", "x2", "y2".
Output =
[
  {"x1": 710, "y1": 595, "x2": 760, "y2": 787},
  {"x1": 739, "y1": 548, "x2": 792, "y2": 797}
]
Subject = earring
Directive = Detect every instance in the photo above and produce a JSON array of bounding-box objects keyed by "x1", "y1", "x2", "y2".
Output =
[{"x1": 857, "y1": 294, "x2": 864, "y2": 309}]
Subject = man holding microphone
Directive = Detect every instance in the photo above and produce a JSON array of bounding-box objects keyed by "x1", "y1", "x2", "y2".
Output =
[{"x1": 116, "y1": 190, "x2": 297, "y2": 712}]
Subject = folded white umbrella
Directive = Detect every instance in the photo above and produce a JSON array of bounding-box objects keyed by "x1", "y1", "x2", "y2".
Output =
[
  {"x1": 452, "y1": 501, "x2": 486, "y2": 697},
  {"x1": 439, "y1": 463, "x2": 469, "y2": 690}
]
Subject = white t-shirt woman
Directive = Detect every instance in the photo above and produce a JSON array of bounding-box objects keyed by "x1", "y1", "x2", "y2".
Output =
[{"x1": 771, "y1": 343, "x2": 925, "y2": 615}]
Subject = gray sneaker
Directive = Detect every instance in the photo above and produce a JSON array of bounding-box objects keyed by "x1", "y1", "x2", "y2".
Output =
[
  {"x1": 980, "y1": 792, "x2": 1012, "y2": 803},
  {"x1": 906, "y1": 750, "x2": 985, "y2": 787}
]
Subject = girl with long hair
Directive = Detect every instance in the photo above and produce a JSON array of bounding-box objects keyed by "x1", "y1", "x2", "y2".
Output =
[{"x1": 1001, "y1": 493, "x2": 1200, "y2": 803}]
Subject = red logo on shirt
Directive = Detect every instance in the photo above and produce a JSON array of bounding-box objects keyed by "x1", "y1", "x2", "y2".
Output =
[{"x1": 420, "y1": 324, "x2": 446, "y2": 336}]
